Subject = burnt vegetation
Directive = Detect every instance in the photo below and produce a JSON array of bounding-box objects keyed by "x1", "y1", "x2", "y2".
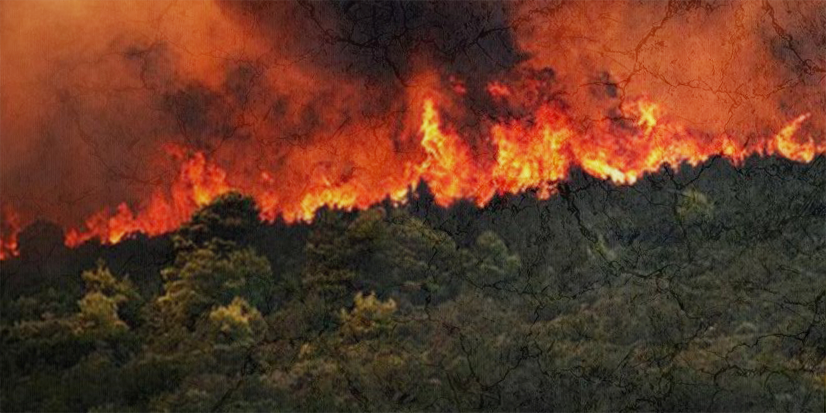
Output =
[{"x1": 2, "y1": 156, "x2": 824, "y2": 411}]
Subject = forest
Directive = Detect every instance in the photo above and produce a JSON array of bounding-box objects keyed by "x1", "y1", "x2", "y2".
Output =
[{"x1": 2, "y1": 156, "x2": 824, "y2": 412}]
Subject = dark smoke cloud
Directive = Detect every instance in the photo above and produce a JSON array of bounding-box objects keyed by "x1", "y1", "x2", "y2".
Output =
[{"x1": 218, "y1": 1, "x2": 522, "y2": 84}]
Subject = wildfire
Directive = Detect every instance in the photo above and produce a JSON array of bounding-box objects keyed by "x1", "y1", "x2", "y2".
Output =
[
  {"x1": 64, "y1": 150, "x2": 231, "y2": 247},
  {"x1": 417, "y1": 96, "x2": 819, "y2": 205},
  {"x1": 0, "y1": 205, "x2": 21, "y2": 260},
  {"x1": 0, "y1": 80, "x2": 823, "y2": 258}
]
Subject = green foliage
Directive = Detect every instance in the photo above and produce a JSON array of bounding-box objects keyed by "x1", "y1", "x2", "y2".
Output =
[
  {"x1": 158, "y1": 247, "x2": 275, "y2": 326},
  {"x1": 339, "y1": 291, "x2": 397, "y2": 340},
  {"x1": 172, "y1": 191, "x2": 261, "y2": 252},
  {"x1": 677, "y1": 188, "x2": 714, "y2": 221},
  {"x1": 75, "y1": 292, "x2": 129, "y2": 337},
  {"x1": 81, "y1": 261, "x2": 143, "y2": 326},
  {"x1": 207, "y1": 297, "x2": 266, "y2": 346}
]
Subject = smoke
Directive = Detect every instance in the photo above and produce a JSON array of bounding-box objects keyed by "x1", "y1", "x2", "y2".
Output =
[
  {"x1": 1, "y1": 0, "x2": 824, "y2": 234},
  {"x1": 511, "y1": 0, "x2": 825, "y2": 136},
  {"x1": 1, "y1": 0, "x2": 242, "y2": 223}
]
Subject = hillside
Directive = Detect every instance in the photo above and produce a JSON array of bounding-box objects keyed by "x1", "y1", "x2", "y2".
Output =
[{"x1": 2, "y1": 157, "x2": 825, "y2": 411}]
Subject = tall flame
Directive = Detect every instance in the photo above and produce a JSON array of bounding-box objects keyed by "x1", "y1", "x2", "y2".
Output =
[{"x1": 1, "y1": 81, "x2": 823, "y2": 257}]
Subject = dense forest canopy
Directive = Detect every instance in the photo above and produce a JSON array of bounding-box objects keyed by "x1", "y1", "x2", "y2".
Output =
[{"x1": 2, "y1": 157, "x2": 824, "y2": 411}]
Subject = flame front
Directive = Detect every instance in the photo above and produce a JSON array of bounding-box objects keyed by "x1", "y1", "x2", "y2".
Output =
[
  {"x1": 0, "y1": 80, "x2": 822, "y2": 256},
  {"x1": 64, "y1": 151, "x2": 231, "y2": 247}
]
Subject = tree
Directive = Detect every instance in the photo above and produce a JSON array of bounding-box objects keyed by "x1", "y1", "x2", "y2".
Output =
[
  {"x1": 172, "y1": 191, "x2": 261, "y2": 253},
  {"x1": 156, "y1": 247, "x2": 275, "y2": 330},
  {"x1": 112, "y1": 194, "x2": 277, "y2": 410}
]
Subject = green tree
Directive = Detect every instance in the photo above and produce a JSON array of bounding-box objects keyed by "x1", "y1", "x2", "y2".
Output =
[
  {"x1": 131, "y1": 194, "x2": 277, "y2": 411},
  {"x1": 172, "y1": 191, "x2": 261, "y2": 253},
  {"x1": 156, "y1": 247, "x2": 275, "y2": 329}
]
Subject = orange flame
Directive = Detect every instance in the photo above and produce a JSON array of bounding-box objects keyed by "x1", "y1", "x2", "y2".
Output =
[
  {"x1": 0, "y1": 205, "x2": 21, "y2": 260},
  {"x1": 487, "y1": 82, "x2": 511, "y2": 99},
  {"x1": 64, "y1": 150, "x2": 230, "y2": 247},
  {"x1": 1, "y1": 79, "x2": 823, "y2": 256},
  {"x1": 413, "y1": 94, "x2": 820, "y2": 206}
]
